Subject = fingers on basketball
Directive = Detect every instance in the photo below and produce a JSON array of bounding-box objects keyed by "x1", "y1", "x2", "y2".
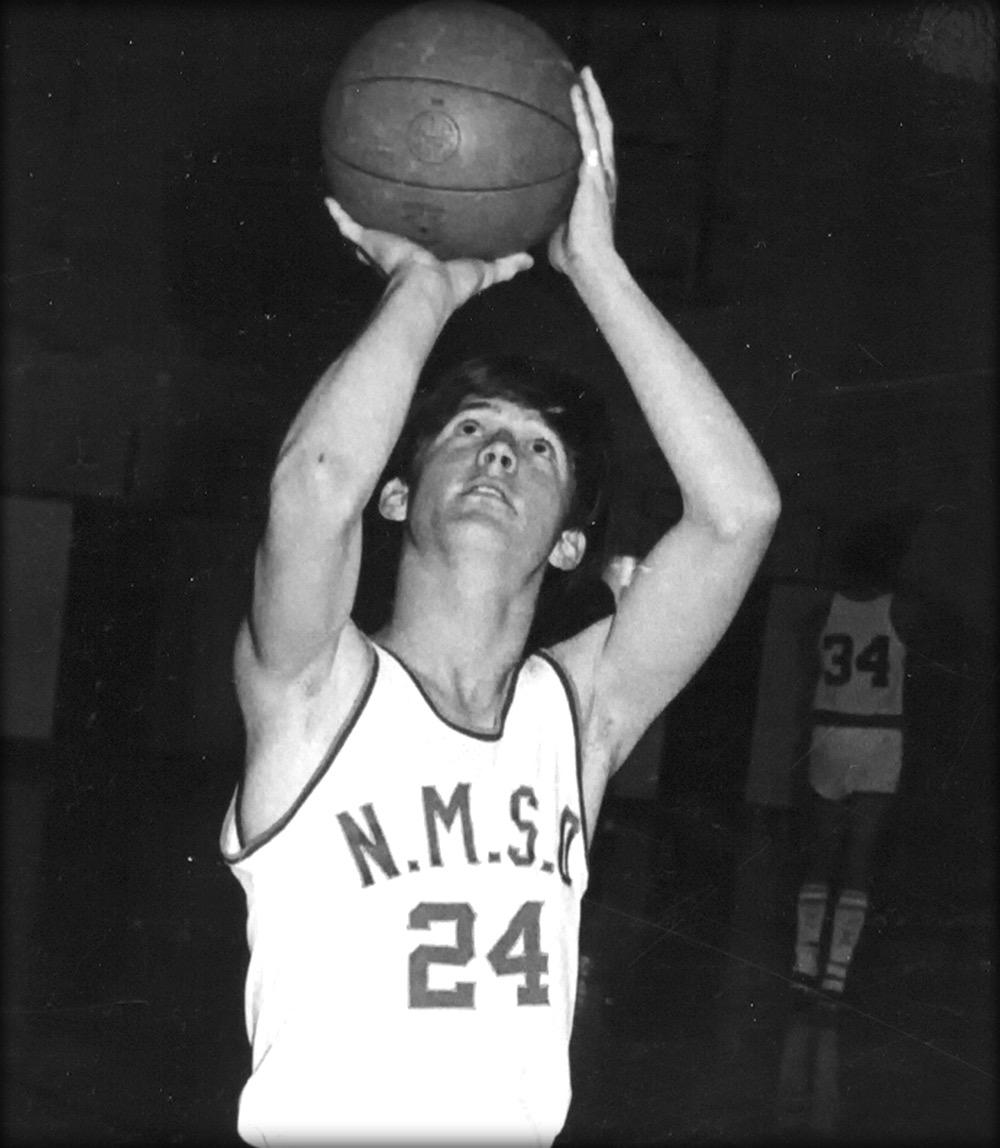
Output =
[
  {"x1": 325, "y1": 197, "x2": 361, "y2": 240},
  {"x1": 570, "y1": 85, "x2": 598, "y2": 167},
  {"x1": 581, "y1": 67, "x2": 613, "y2": 154},
  {"x1": 497, "y1": 252, "x2": 534, "y2": 280},
  {"x1": 579, "y1": 69, "x2": 616, "y2": 189}
]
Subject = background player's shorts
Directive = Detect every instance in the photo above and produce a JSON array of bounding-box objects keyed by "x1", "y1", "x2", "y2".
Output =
[{"x1": 808, "y1": 725, "x2": 903, "y2": 801}]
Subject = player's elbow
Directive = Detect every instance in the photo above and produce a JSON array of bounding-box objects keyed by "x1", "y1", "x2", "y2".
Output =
[
  {"x1": 746, "y1": 483, "x2": 782, "y2": 532},
  {"x1": 710, "y1": 483, "x2": 781, "y2": 543}
]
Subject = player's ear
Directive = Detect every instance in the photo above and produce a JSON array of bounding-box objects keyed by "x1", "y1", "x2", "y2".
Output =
[
  {"x1": 378, "y1": 477, "x2": 410, "y2": 522},
  {"x1": 548, "y1": 527, "x2": 586, "y2": 571}
]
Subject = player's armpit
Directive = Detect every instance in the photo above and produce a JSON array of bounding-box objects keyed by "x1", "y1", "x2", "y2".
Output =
[
  {"x1": 583, "y1": 513, "x2": 776, "y2": 769},
  {"x1": 234, "y1": 620, "x2": 375, "y2": 847}
]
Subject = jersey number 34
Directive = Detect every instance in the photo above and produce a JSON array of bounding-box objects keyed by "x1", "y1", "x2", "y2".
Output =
[
  {"x1": 408, "y1": 901, "x2": 549, "y2": 1008},
  {"x1": 821, "y1": 633, "x2": 891, "y2": 688}
]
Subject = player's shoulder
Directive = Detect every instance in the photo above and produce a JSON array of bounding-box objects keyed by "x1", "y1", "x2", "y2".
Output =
[
  {"x1": 888, "y1": 590, "x2": 922, "y2": 644},
  {"x1": 233, "y1": 621, "x2": 378, "y2": 849}
]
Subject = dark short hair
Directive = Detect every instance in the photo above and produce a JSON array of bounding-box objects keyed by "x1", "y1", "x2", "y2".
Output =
[
  {"x1": 389, "y1": 354, "x2": 612, "y2": 538},
  {"x1": 834, "y1": 504, "x2": 924, "y2": 588}
]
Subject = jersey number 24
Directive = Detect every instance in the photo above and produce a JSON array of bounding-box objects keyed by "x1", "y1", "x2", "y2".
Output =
[{"x1": 408, "y1": 900, "x2": 549, "y2": 1008}]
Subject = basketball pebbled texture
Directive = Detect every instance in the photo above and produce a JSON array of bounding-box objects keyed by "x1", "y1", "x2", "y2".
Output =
[{"x1": 321, "y1": 1, "x2": 581, "y2": 259}]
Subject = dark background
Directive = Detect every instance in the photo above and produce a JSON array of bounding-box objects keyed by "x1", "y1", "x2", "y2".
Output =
[
  {"x1": 5, "y1": 0, "x2": 995, "y2": 741},
  {"x1": 2, "y1": 1, "x2": 995, "y2": 1142}
]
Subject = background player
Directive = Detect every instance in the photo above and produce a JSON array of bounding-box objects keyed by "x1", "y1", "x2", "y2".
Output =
[{"x1": 791, "y1": 516, "x2": 918, "y2": 1000}]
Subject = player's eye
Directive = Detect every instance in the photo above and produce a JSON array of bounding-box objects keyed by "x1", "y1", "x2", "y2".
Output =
[
  {"x1": 457, "y1": 419, "x2": 480, "y2": 435},
  {"x1": 532, "y1": 438, "x2": 553, "y2": 457}
]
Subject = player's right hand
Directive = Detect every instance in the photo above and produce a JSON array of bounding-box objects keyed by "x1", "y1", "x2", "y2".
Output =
[
  {"x1": 325, "y1": 198, "x2": 533, "y2": 308},
  {"x1": 548, "y1": 66, "x2": 618, "y2": 278}
]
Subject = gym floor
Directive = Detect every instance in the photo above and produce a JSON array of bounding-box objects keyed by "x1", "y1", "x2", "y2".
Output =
[{"x1": 3, "y1": 742, "x2": 995, "y2": 1146}]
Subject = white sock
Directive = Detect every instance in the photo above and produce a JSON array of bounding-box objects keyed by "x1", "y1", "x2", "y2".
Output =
[
  {"x1": 821, "y1": 888, "x2": 869, "y2": 993},
  {"x1": 794, "y1": 882, "x2": 829, "y2": 979}
]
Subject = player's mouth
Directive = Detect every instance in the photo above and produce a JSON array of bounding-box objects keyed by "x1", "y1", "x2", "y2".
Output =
[{"x1": 463, "y1": 480, "x2": 514, "y2": 508}]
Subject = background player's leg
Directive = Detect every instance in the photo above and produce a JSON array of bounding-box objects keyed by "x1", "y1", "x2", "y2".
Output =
[
  {"x1": 841, "y1": 790, "x2": 893, "y2": 893},
  {"x1": 820, "y1": 792, "x2": 892, "y2": 996},
  {"x1": 793, "y1": 789, "x2": 841, "y2": 986}
]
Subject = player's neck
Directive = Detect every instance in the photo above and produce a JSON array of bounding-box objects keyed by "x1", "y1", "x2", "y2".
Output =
[
  {"x1": 838, "y1": 584, "x2": 888, "y2": 601},
  {"x1": 376, "y1": 552, "x2": 540, "y2": 726}
]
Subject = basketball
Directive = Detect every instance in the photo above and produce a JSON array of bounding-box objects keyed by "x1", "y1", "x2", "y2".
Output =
[{"x1": 321, "y1": 1, "x2": 580, "y2": 259}]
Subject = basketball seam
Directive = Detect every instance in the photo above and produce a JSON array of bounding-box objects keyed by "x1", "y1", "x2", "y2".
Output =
[
  {"x1": 329, "y1": 75, "x2": 577, "y2": 136},
  {"x1": 325, "y1": 152, "x2": 579, "y2": 194}
]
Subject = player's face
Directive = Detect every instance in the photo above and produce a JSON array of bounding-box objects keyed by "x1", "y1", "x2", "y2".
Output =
[{"x1": 385, "y1": 397, "x2": 582, "y2": 568}]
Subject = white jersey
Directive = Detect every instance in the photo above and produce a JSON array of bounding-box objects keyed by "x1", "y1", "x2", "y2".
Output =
[
  {"x1": 220, "y1": 640, "x2": 589, "y2": 1146},
  {"x1": 812, "y1": 592, "x2": 905, "y2": 722}
]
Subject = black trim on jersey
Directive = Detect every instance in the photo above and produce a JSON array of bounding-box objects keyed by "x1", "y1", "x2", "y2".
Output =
[
  {"x1": 811, "y1": 710, "x2": 904, "y2": 730},
  {"x1": 227, "y1": 645, "x2": 381, "y2": 863},
  {"x1": 536, "y1": 648, "x2": 589, "y2": 857},
  {"x1": 374, "y1": 640, "x2": 524, "y2": 741}
]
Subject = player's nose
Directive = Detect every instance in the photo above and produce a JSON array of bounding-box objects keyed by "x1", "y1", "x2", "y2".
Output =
[{"x1": 478, "y1": 433, "x2": 518, "y2": 473}]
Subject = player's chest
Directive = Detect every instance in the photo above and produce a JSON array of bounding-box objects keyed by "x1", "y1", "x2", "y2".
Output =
[{"x1": 322, "y1": 736, "x2": 582, "y2": 891}]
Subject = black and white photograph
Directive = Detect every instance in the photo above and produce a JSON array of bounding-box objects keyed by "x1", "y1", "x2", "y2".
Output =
[{"x1": 3, "y1": 3, "x2": 995, "y2": 1144}]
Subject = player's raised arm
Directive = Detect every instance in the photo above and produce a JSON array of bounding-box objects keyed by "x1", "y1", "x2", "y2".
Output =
[
  {"x1": 246, "y1": 204, "x2": 533, "y2": 681},
  {"x1": 551, "y1": 69, "x2": 781, "y2": 770}
]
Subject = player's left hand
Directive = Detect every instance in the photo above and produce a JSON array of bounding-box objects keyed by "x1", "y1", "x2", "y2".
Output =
[
  {"x1": 325, "y1": 198, "x2": 533, "y2": 309},
  {"x1": 548, "y1": 66, "x2": 617, "y2": 276}
]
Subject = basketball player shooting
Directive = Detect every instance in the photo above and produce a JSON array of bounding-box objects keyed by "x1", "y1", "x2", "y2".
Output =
[{"x1": 221, "y1": 66, "x2": 781, "y2": 1145}]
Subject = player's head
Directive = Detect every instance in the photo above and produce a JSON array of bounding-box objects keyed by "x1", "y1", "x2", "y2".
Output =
[
  {"x1": 833, "y1": 507, "x2": 920, "y2": 590},
  {"x1": 388, "y1": 354, "x2": 612, "y2": 543}
]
